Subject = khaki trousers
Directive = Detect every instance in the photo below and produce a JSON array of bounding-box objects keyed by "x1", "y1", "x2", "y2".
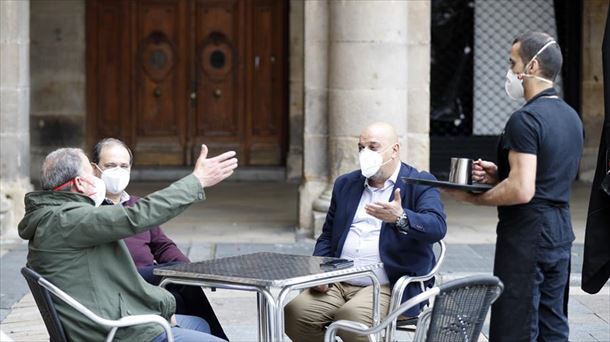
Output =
[{"x1": 284, "y1": 282, "x2": 391, "y2": 342}]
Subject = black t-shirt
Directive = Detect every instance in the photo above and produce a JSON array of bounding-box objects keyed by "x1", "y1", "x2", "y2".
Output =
[{"x1": 497, "y1": 88, "x2": 583, "y2": 204}]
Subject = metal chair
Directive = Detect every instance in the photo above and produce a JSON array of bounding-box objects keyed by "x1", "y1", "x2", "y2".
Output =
[
  {"x1": 324, "y1": 274, "x2": 504, "y2": 342},
  {"x1": 386, "y1": 239, "x2": 446, "y2": 341},
  {"x1": 21, "y1": 267, "x2": 174, "y2": 342}
]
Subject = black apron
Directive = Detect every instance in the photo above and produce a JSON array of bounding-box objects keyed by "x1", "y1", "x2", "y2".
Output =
[
  {"x1": 489, "y1": 201, "x2": 572, "y2": 342},
  {"x1": 490, "y1": 135, "x2": 573, "y2": 341}
]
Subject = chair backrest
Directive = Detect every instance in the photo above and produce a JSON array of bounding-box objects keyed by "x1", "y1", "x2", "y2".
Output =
[
  {"x1": 419, "y1": 275, "x2": 503, "y2": 342},
  {"x1": 21, "y1": 267, "x2": 68, "y2": 342}
]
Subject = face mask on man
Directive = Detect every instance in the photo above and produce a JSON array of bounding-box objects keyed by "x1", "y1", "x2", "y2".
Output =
[
  {"x1": 359, "y1": 145, "x2": 393, "y2": 179},
  {"x1": 96, "y1": 165, "x2": 130, "y2": 195},
  {"x1": 504, "y1": 40, "x2": 556, "y2": 101},
  {"x1": 87, "y1": 176, "x2": 107, "y2": 207}
]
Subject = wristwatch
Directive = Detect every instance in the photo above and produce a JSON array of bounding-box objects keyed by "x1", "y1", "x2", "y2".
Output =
[{"x1": 395, "y1": 211, "x2": 409, "y2": 234}]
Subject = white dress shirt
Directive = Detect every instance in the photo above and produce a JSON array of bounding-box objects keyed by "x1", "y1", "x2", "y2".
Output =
[
  {"x1": 340, "y1": 163, "x2": 401, "y2": 286},
  {"x1": 106, "y1": 191, "x2": 131, "y2": 205}
]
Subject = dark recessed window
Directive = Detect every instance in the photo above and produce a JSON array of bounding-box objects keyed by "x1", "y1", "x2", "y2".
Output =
[{"x1": 210, "y1": 50, "x2": 226, "y2": 69}]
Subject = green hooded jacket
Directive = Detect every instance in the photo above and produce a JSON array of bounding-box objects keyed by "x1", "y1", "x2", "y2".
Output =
[{"x1": 18, "y1": 174, "x2": 205, "y2": 341}]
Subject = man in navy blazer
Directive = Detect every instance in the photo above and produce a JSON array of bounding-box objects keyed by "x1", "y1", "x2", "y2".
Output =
[{"x1": 284, "y1": 122, "x2": 447, "y2": 342}]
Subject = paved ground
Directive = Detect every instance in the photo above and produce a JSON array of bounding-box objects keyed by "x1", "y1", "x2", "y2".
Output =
[{"x1": 0, "y1": 180, "x2": 608, "y2": 341}]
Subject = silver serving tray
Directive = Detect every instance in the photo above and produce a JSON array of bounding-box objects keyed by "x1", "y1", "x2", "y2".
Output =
[{"x1": 402, "y1": 177, "x2": 493, "y2": 193}]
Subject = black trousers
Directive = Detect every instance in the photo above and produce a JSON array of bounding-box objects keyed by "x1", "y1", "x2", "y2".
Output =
[{"x1": 490, "y1": 203, "x2": 572, "y2": 342}]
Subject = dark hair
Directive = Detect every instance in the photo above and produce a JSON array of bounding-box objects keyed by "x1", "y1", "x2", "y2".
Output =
[
  {"x1": 512, "y1": 31, "x2": 563, "y2": 81},
  {"x1": 41, "y1": 148, "x2": 85, "y2": 190},
  {"x1": 92, "y1": 138, "x2": 133, "y2": 166}
]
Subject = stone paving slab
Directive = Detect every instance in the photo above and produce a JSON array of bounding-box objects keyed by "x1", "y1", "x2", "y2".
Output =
[{"x1": 0, "y1": 245, "x2": 27, "y2": 322}]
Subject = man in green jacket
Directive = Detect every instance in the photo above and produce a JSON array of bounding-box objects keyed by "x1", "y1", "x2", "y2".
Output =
[{"x1": 18, "y1": 145, "x2": 236, "y2": 341}]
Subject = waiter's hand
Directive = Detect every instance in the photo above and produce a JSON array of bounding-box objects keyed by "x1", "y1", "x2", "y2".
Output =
[
  {"x1": 472, "y1": 159, "x2": 498, "y2": 184},
  {"x1": 311, "y1": 285, "x2": 330, "y2": 293},
  {"x1": 193, "y1": 144, "x2": 238, "y2": 188},
  {"x1": 365, "y1": 188, "x2": 404, "y2": 223}
]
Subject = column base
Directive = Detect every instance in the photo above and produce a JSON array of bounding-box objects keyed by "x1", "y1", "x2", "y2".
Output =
[
  {"x1": 298, "y1": 180, "x2": 328, "y2": 238},
  {"x1": 312, "y1": 186, "x2": 332, "y2": 239},
  {"x1": 0, "y1": 178, "x2": 33, "y2": 240}
]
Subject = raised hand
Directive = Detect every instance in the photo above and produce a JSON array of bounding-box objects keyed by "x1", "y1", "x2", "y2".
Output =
[
  {"x1": 192, "y1": 144, "x2": 238, "y2": 188},
  {"x1": 365, "y1": 188, "x2": 404, "y2": 223},
  {"x1": 472, "y1": 158, "x2": 498, "y2": 184}
]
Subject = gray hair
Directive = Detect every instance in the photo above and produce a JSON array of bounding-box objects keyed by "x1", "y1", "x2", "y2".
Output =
[
  {"x1": 40, "y1": 148, "x2": 86, "y2": 190},
  {"x1": 513, "y1": 31, "x2": 563, "y2": 81}
]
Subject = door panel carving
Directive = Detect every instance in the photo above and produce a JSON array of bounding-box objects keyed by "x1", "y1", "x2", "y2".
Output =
[
  {"x1": 248, "y1": 0, "x2": 285, "y2": 165},
  {"x1": 87, "y1": 0, "x2": 285, "y2": 166},
  {"x1": 191, "y1": 0, "x2": 244, "y2": 161},
  {"x1": 133, "y1": 1, "x2": 187, "y2": 165},
  {"x1": 86, "y1": 0, "x2": 131, "y2": 144}
]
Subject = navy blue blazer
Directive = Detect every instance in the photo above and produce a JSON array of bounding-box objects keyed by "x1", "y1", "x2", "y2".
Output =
[{"x1": 313, "y1": 162, "x2": 447, "y2": 316}]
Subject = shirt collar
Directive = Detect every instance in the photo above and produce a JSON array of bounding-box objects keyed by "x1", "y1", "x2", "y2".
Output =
[
  {"x1": 119, "y1": 191, "x2": 131, "y2": 204},
  {"x1": 105, "y1": 191, "x2": 131, "y2": 205},
  {"x1": 364, "y1": 162, "x2": 402, "y2": 190},
  {"x1": 526, "y1": 87, "x2": 558, "y2": 105}
]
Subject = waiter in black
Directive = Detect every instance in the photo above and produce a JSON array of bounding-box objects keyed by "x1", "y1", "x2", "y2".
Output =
[{"x1": 448, "y1": 31, "x2": 583, "y2": 341}]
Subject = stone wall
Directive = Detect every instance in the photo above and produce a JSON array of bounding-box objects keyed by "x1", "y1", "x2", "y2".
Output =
[
  {"x1": 581, "y1": 0, "x2": 609, "y2": 180},
  {"x1": 29, "y1": 0, "x2": 86, "y2": 186},
  {"x1": 0, "y1": 0, "x2": 32, "y2": 238}
]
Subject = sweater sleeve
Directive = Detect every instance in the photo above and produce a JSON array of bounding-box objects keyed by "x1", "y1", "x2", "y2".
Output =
[{"x1": 149, "y1": 227, "x2": 190, "y2": 263}]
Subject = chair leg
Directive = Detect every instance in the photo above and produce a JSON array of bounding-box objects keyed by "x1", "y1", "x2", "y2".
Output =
[{"x1": 105, "y1": 327, "x2": 118, "y2": 342}]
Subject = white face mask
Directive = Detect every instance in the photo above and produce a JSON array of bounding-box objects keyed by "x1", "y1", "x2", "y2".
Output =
[
  {"x1": 87, "y1": 176, "x2": 107, "y2": 207},
  {"x1": 504, "y1": 40, "x2": 556, "y2": 101},
  {"x1": 101, "y1": 167, "x2": 130, "y2": 195},
  {"x1": 505, "y1": 69, "x2": 525, "y2": 101},
  {"x1": 359, "y1": 146, "x2": 393, "y2": 179}
]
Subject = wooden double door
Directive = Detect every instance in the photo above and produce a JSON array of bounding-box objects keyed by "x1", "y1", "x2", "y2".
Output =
[{"x1": 87, "y1": 0, "x2": 286, "y2": 166}]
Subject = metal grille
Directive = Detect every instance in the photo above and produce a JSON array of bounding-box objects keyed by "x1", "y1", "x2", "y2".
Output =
[
  {"x1": 430, "y1": 0, "x2": 475, "y2": 136},
  {"x1": 473, "y1": 0, "x2": 562, "y2": 136}
]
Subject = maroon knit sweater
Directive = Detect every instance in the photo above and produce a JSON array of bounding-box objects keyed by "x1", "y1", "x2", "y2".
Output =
[{"x1": 122, "y1": 195, "x2": 189, "y2": 267}]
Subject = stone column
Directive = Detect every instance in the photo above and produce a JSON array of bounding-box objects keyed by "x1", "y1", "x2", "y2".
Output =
[
  {"x1": 406, "y1": 1, "x2": 431, "y2": 171},
  {"x1": 0, "y1": 0, "x2": 32, "y2": 238},
  {"x1": 286, "y1": 0, "x2": 305, "y2": 181},
  {"x1": 311, "y1": 0, "x2": 409, "y2": 237},
  {"x1": 297, "y1": 0, "x2": 330, "y2": 237}
]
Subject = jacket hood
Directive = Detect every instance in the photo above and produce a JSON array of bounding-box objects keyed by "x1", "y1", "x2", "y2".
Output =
[{"x1": 18, "y1": 191, "x2": 94, "y2": 240}]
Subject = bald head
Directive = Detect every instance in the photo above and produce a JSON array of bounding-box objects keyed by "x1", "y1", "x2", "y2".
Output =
[{"x1": 360, "y1": 122, "x2": 398, "y2": 147}]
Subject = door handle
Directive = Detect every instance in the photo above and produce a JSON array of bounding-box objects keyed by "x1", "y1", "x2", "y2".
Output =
[
  {"x1": 213, "y1": 89, "x2": 222, "y2": 99},
  {"x1": 255, "y1": 55, "x2": 260, "y2": 69}
]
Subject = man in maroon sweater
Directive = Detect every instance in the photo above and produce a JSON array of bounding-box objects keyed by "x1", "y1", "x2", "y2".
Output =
[{"x1": 92, "y1": 138, "x2": 227, "y2": 340}]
